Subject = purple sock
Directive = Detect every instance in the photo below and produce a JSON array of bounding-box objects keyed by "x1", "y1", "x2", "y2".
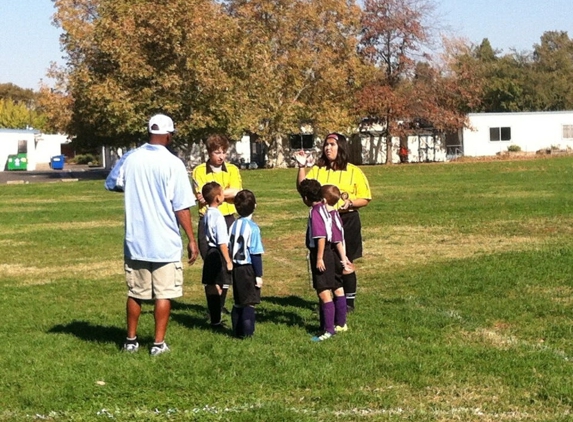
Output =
[
  {"x1": 321, "y1": 301, "x2": 335, "y2": 335},
  {"x1": 318, "y1": 299, "x2": 325, "y2": 331},
  {"x1": 334, "y1": 295, "x2": 347, "y2": 327}
]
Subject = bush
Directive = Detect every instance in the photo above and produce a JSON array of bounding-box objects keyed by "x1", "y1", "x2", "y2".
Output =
[
  {"x1": 507, "y1": 145, "x2": 522, "y2": 152},
  {"x1": 72, "y1": 153, "x2": 96, "y2": 165}
]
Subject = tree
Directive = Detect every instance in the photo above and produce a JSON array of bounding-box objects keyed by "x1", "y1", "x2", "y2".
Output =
[
  {"x1": 356, "y1": 0, "x2": 439, "y2": 164},
  {"x1": 0, "y1": 98, "x2": 47, "y2": 130},
  {"x1": 224, "y1": 0, "x2": 365, "y2": 166},
  {"x1": 53, "y1": 0, "x2": 366, "y2": 166},
  {"x1": 0, "y1": 83, "x2": 37, "y2": 105},
  {"x1": 52, "y1": 0, "x2": 246, "y2": 148},
  {"x1": 526, "y1": 31, "x2": 573, "y2": 111}
]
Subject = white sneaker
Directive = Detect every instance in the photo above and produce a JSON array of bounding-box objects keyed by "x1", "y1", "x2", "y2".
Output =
[
  {"x1": 150, "y1": 342, "x2": 170, "y2": 356},
  {"x1": 123, "y1": 341, "x2": 139, "y2": 353},
  {"x1": 311, "y1": 332, "x2": 334, "y2": 342},
  {"x1": 335, "y1": 324, "x2": 349, "y2": 333}
]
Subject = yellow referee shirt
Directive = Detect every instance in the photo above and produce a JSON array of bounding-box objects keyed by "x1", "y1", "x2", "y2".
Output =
[
  {"x1": 192, "y1": 162, "x2": 242, "y2": 216},
  {"x1": 306, "y1": 163, "x2": 371, "y2": 210}
]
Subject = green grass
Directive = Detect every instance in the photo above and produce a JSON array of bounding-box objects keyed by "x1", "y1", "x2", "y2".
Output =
[{"x1": 2, "y1": 157, "x2": 573, "y2": 420}]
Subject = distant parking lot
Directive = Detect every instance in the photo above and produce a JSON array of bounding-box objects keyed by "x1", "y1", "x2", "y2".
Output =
[{"x1": 0, "y1": 165, "x2": 108, "y2": 185}]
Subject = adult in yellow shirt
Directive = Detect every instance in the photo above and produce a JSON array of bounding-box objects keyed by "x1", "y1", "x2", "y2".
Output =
[
  {"x1": 296, "y1": 132, "x2": 371, "y2": 312},
  {"x1": 192, "y1": 134, "x2": 243, "y2": 313}
]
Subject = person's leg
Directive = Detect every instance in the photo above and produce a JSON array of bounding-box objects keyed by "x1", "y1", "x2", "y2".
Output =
[
  {"x1": 154, "y1": 299, "x2": 171, "y2": 343},
  {"x1": 342, "y1": 271, "x2": 357, "y2": 311},
  {"x1": 341, "y1": 212, "x2": 362, "y2": 311},
  {"x1": 126, "y1": 296, "x2": 142, "y2": 338},
  {"x1": 241, "y1": 305, "x2": 256, "y2": 337},
  {"x1": 220, "y1": 286, "x2": 229, "y2": 314},
  {"x1": 205, "y1": 284, "x2": 222, "y2": 325},
  {"x1": 231, "y1": 305, "x2": 243, "y2": 338},
  {"x1": 318, "y1": 290, "x2": 335, "y2": 335},
  {"x1": 333, "y1": 287, "x2": 347, "y2": 329}
]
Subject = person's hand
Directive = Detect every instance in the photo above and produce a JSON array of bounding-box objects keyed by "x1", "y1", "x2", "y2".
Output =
[
  {"x1": 342, "y1": 260, "x2": 355, "y2": 274},
  {"x1": 339, "y1": 199, "x2": 353, "y2": 211},
  {"x1": 255, "y1": 277, "x2": 263, "y2": 288},
  {"x1": 187, "y1": 241, "x2": 199, "y2": 265},
  {"x1": 226, "y1": 261, "x2": 233, "y2": 273},
  {"x1": 294, "y1": 150, "x2": 308, "y2": 168},
  {"x1": 196, "y1": 192, "x2": 207, "y2": 208},
  {"x1": 316, "y1": 258, "x2": 325, "y2": 272}
]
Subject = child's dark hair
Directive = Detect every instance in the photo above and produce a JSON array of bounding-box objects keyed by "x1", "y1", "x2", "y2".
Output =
[
  {"x1": 234, "y1": 189, "x2": 256, "y2": 217},
  {"x1": 321, "y1": 184, "x2": 341, "y2": 206},
  {"x1": 299, "y1": 179, "x2": 322, "y2": 203},
  {"x1": 202, "y1": 181, "x2": 222, "y2": 206}
]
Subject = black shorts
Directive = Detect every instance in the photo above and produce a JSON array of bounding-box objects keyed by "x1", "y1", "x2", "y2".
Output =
[
  {"x1": 340, "y1": 211, "x2": 363, "y2": 261},
  {"x1": 309, "y1": 246, "x2": 339, "y2": 292},
  {"x1": 202, "y1": 247, "x2": 232, "y2": 287},
  {"x1": 198, "y1": 214, "x2": 235, "y2": 260},
  {"x1": 232, "y1": 264, "x2": 261, "y2": 306}
]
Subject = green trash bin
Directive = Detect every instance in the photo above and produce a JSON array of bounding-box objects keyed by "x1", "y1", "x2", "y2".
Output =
[{"x1": 7, "y1": 153, "x2": 28, "y2": 171}]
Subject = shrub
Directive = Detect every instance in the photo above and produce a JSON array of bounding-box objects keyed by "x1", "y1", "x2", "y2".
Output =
[
  {"x1": 507, "y1": 145, "x2": 522, "y2": 152},
  {"x1": 72, "y1": 153, "x2": 96, "y2": 165}
]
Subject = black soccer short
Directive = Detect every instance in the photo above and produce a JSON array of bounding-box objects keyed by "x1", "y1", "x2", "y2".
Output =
[
  {"x1": 202, "y1": 247, "x2": 232, "y2": 287},
  {"x1": 232, "y1": 264, "x2": 261, "y2": 306},
  {"x1": 340, "y1": 211, "x2": 363, "y2": 261},
  {"x1": 309, "y1": 245, "x2": 338, "y2": 292}
]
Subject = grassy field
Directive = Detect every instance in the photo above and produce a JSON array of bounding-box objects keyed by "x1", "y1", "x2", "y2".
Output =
[{"x1": 2, "y1": 157, "x2": 573, "y2": 421}]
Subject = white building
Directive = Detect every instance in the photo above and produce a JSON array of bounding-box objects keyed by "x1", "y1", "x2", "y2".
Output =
[
  {"x1": 458, "y1": 111, "x2": 573, "y2": 157},
  {"x1": 0, "y1": 129, "x2": 70, "y2": 171}
]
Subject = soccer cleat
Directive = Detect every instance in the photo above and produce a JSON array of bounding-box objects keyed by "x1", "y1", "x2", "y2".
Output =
[
  {"x1": 335, "y1": 324, "x2": 349, "y2": 333},
  {"x1": 311, "y1": 331, "x2": 334, "y2": 342},
  {"x1": 150, "y1": 342, "x2": 170, "y2": 356},
  {"x1": 210, "y1": 321, "x2": 228, "y2": 332},
  {"x1": 123, "y1": 341, "x2": 139, "y2": 353}
]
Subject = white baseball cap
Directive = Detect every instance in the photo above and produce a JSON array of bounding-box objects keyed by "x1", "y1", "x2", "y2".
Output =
[{"x1": 148, "y1": 114, "x2": 175, "y2": 134}]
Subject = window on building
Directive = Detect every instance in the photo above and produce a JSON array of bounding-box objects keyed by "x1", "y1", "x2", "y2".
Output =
[
  {"x1": 489, "y1": 127, "x2": 511, "y2": 141},
  {"x1": 17, "y1": 140, "x2": 27, "y2": 153},
  {"x1": 562, "y1": 125, "x2": 573, "y2": 139}
]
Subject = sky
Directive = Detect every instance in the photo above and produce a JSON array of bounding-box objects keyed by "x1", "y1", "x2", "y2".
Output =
[{"x1": 1, "y1": 0, "x2": 573, "y2": 91}]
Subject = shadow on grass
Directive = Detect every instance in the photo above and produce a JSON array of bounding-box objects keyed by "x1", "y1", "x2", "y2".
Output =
[
  {"x1": 259, "y1": 295, "x2": 318, "y2": 333},
  {"x1": 170, "y1": 300, "x2": 233, "y2": 336},
  {"x1": 170, "y1": 296, "x2": 318, "y2": 334},
  {"x1": 263, "y1": 295, "x2": 316, "y2": 311},
  {"x1": 47, "y1": 320, "x2": 153, "y2": 347}
]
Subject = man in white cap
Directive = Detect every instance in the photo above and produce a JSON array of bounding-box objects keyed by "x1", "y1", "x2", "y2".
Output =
[{"x1": 106, "y1": 113, "x2": 199, "y2": 356}]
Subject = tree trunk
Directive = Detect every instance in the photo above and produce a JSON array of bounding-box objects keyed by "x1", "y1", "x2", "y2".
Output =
[
  {"x1": 385, "y1": 131, "x2": 394, "y2": 165},
  {"x1": 268, "y1": 134, "x2": 287, "y2": 168}
]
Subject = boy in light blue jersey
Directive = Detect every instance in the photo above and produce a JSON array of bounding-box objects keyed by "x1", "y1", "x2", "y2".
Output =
[
  {"x1": 229, "y1": 190, "x2": 264, "y2": 338},
  {"x1": 201, "y1": 181, "x2": 233, "y2": 329}
]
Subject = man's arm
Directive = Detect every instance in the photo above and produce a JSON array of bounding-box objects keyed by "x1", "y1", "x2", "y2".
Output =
[{"x1": 175, "y1": 208, "x2": 199, "y2": 264}]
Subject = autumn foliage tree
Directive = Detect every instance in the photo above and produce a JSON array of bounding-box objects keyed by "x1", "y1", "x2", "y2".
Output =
[
  {"x1": 52, "y1": 0, "x2": 249, "y2": 149},
  {"x1": 52, "y1": 0, "x2": 367, "y2": 166},
  {"x1": 224, "y1": 0, "x2": 366, "y2": 166}
]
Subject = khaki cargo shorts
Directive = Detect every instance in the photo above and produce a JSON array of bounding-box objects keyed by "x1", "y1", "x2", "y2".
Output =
[{"x1": 125, "y1": 258, "x2": 183, "y2": 300}]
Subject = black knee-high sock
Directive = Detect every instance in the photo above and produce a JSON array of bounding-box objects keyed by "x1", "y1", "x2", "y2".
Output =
[
  {"x1": 342, "y1": 272, "x2": 357, "y2": 309},
  {"x1": 242, "y1": 306, "x2": 256, "y2": 337},
  {"x1": 206, "y1": 294, "x2": 222, "y2": 325},
  {"x1": 231, "y1": 306, "x2": 243, "y2": 338},
  {"x1": 220, "y1": 287, "x2": 228, "y2": 310}
]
